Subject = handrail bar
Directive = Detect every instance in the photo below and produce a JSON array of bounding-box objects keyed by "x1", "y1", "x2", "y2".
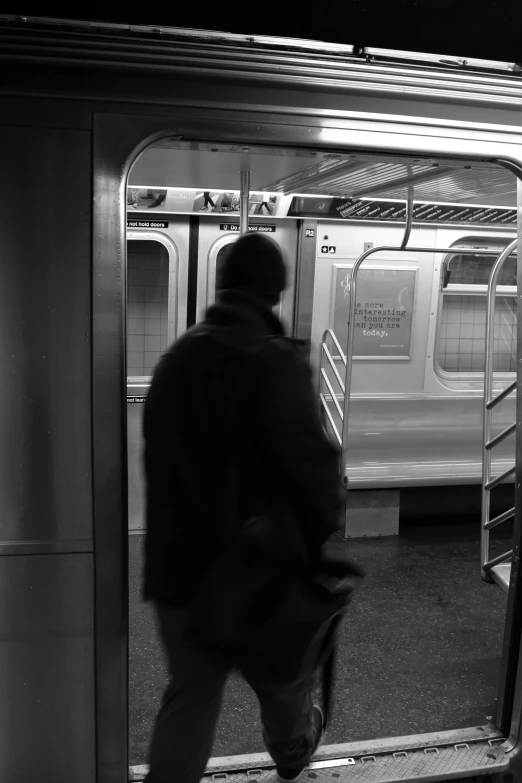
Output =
[
  {"x1": 322, "y1": 344, "x2": 346, "y2": 394},
  {"x1": 485, "y1": 466, "x2": 516, "y2": 492},
  {"x1": 319, "y1": 329, "x2": 347, "y2": 448},
  {"x1": 484, "y1": 506, "x2": 516, "y2": 531},
  {"x1": 486, "y1": 380, "x2": 517, "y2": 410},
  {"x1": 486, "y1": 423, "x2": 517, "y2": 451},
  {"x1": 320, "y1": 369, "x2": 344, "y2": 421},
  {"x1": 322, "y1": 328, "x2": 347, "y2": 365},
  {"x1": 483, "y1": 549, "x2": 514, "y2": 572},
  {"x1": 319, "y1": 394, "x2": 342, "y2": 447}
]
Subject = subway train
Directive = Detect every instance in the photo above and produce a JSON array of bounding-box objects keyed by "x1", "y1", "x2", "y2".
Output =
[{"x1": 1, "y1": 14, "x2": 522, "y2": 783}]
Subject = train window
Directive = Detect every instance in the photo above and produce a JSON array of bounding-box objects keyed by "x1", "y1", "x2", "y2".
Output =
[
  {"x1": 127, "y1": 239, "x2": 169, "y2": 377},
  {"x1": 215, "y1": 243, "x2": 233, "y2": 293},
  {"x1": 444, "y1": 252, "x2": 516, "y2": 287},
  {"x1": 437, "y1": 244, "x2": 517, "y2": 374}
]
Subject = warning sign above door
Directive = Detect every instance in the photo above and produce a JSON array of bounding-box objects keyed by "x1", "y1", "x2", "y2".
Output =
[
  {"x1": 219, "y1": 224, "x2": 276, "y2": 233},
  {"x1": 127, "y1": 219, "x2": 169, "y2": 229}
]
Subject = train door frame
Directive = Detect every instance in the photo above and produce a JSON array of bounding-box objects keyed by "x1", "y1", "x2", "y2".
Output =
[{"x1": 92, "y1": 109, "x2": 522, "y2": 781}]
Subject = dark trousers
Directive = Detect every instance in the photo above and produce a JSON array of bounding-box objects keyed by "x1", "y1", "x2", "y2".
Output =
[{"x1": 145, "y1": 602, "x2": 317, "y2": 783}]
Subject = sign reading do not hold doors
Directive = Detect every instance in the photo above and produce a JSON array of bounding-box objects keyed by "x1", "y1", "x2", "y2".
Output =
[{"x1": 333, "y1": 266, "x2": 416, "y2": 358}]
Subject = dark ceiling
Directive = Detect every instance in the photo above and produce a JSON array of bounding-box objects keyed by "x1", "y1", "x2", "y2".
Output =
[{"x1": 4, "y1": 1, "x2": 522, "y2": 63}]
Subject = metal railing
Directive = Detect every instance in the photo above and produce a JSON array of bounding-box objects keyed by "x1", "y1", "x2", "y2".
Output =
[
  {"x1": 319, "y1": 329, "x2": 346, "y2": 447},
  {"x1": 337, "y1": 244, "x2": 514, "y2": 485},
  {"x1": 481, "y1": 238, "x2": 518, "y2": 589}
]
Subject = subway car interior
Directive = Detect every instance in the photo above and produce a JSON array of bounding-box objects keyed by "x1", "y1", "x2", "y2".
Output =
[
  {"x1": 2, "y1": 14, "x2": 522, "y2": 783},
  {"x1": 126, "y1": 141, "x2": 518, "y2": 778}
]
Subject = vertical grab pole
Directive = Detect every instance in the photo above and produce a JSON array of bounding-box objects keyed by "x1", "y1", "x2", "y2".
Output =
[
  {"x1": 240, "y1": 170, "x2": 250, "y2": 235},
  {"x1": 341, "y1": 195, "x2": 414, "y2": 490}
]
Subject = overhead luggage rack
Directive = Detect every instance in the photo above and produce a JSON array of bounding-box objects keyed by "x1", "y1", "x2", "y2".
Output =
[{"x1": 289, "y1": 196, "x2": 517, "y2": 225}]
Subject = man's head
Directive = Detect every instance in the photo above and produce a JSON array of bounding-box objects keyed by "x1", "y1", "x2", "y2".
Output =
[{"x1": 219, "y1": 233, "x2": 287, "y2": 307}]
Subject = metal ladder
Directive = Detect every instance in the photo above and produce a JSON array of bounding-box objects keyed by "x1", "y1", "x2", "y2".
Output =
[
  {"x1": 319, "y1": 329, "x2": 346, "y2": 448},
  {"x1": 481, "y1": 239, "x2": 518, "y2": 592}
]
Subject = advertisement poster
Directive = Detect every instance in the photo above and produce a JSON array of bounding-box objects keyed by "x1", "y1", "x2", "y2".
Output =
[
  {"x1": 127, "y1": 188, "x2": 169, "y2": 210},
  {"x1": 333, "y1": 266, "x2": 416, "y2": 358},
  {"x1": 127, "y1": 187, "x2": 279, "y2": 215}
]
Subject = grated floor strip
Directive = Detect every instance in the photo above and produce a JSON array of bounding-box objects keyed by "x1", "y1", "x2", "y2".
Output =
[{"x1": 130, "y1": 739, "x2": 509, "y2": 782}]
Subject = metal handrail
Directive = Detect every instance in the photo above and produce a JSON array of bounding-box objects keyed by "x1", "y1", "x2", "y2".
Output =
[
  {"x1": 484, "y1": 506, "x2": 516, "y2": 531},
  {"x1": 484, "y1": 548, "x2": 514, "y2": 571},
  {"x1": 486, "y1": 379, "x2": 517, "y2": 410},
  {"x1": 340, "y1": 243, "x2": 518, "y2": 486},
  {"x1": 321, "y1": 369, "x2": 344, "y2": 420},
  {"x1": 322, "y1": 344, "x2": 346, "y2": 393},
  {"x1": 481, "y1": 238, "x2": 518, "y2": 581},
  {"x1": 322, "y1": 328, "x2": 347, "y2": 365},
  {"x1": 486, "y1": 423, "x2": 517, "y2": 451},
  {"x1": 319, "y1": 329, "x2": 347, "y2": 447},
  {"x1": 319, "y1": 393, "x2": 342, "y2": 447},
  {"x1": 485, "y1": 466, "x2": 516, "y2": 492}
]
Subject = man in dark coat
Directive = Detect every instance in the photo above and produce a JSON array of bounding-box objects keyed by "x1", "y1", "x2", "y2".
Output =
[{"x1": 143, "y1": 233, "x2": 345, "y2": 783}]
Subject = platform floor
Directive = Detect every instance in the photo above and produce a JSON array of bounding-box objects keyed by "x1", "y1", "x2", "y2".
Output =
[{"x1": 129, "y1": 519, "x2": 510, "y2": 766}]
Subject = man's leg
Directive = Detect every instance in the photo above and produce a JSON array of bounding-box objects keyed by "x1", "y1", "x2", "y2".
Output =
[
  {"x1": 146, "y1": 603, "x2": 230, "y2": 783},
  {"x1": 243, "y1": 671, "x2": 320, "y2": 773}
]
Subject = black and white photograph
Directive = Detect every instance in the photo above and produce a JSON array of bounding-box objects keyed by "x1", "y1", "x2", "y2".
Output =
[{"x1": 1, "y1": 3, "x2": 521, "y2": 783}]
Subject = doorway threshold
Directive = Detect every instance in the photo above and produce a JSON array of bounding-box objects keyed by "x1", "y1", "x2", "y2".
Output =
[{"x1": 129, "y1": 725, "x2": 506, "y2": 781}]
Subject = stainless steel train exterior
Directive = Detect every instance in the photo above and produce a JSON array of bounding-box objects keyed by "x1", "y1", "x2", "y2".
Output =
[{"x1": 1, "y1": 14, "x2": 522, "y2": 783}]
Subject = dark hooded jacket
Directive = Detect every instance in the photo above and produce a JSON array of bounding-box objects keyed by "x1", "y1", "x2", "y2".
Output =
[{"x1": 142, "y1": 289, "x2": 344, "y2": 606}]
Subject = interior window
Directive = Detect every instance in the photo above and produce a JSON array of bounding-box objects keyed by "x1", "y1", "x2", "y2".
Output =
[
  {"x1": 445, "y1": 252, "x2": 516, "y2": 287},
  {"x1": 127, "y1": 240, "x2": 169, "y2": 378},
  {"x1": 437, "y1": 243, "x2": 516, "y2": 374},
  {"x1": 215, "y1": 243, "x2": 233, "y2": 293}
]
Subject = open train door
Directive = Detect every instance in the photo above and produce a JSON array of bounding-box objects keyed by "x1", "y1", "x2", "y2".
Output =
[{"x1": 92, "y1": 106, "x2": 522, "y2": 783}]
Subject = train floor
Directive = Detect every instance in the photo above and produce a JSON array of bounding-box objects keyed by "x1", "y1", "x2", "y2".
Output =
[{"x1": 128, "y1": 517, "x2": 510, "y2": 766}]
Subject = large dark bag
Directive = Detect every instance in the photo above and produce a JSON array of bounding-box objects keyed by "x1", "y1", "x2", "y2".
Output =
[{"x1": 187, "y1": 510, "x2": 364, "y2": 726}]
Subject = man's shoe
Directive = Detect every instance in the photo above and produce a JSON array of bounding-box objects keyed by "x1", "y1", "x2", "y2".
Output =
[{"x1": 276, "y1": 705, "x2": 324, "y2": 782}]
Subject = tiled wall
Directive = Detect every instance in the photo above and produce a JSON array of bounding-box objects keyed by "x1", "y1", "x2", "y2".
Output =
[
  {"x1": 127, "y1": 240, "x2": 169, "y2": 377},
  {"x1": 437, "y1": 295, "x2": 516, "y2": 372}
]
